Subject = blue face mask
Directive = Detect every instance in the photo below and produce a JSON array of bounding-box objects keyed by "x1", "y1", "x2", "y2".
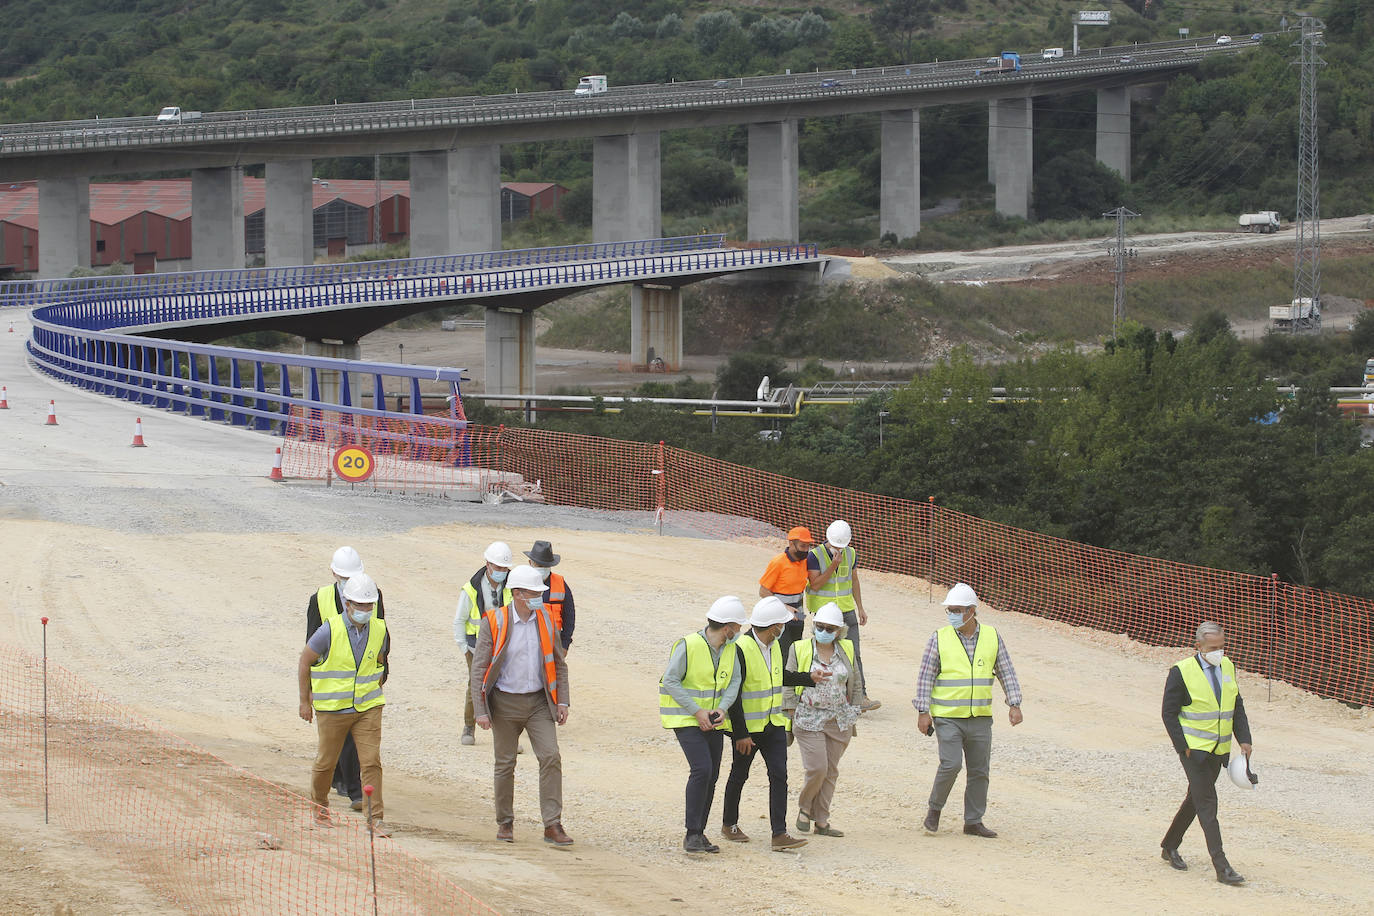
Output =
[
  {"x1": 489, "y1": 568, "x2": 508, "y2": 584},
  {"x1": 349, "y1": 609, "x2": 372, "y2": 626},
  {"x1": 814, "y1": 629, "x2": 838, "y2": 645},
  {"x1": 946, "y1": 609, "x2": 970, "y2": 628},
  {"x1": 525, "y1": 595, "x2": 545, "y2": 611}
]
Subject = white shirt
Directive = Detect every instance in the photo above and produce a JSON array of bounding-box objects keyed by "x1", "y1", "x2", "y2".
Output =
[
  {"x1": 493, "y1": 611, "x2": 545, "y2": 694},
  {"x1": 453, "y1": 573, "x2": 502, "y2": 648}
]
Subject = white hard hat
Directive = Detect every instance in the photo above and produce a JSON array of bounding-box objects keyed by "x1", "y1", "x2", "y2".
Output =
[
  {"x1": 813, "y1": 601, "x2": 845, "y2": 628},
  {"x1": 341, "y1": 572, "x2": 379, "y2": 604},
  {"x1": 330, "y1": 545, "x2": 364, "y2": 578},
  {"x1": 826, "y1": 520, "x2": 852, "y2": 549},
  {"x1": 506, "y1": 564, "x2": 546, "y2": 592},
  {"x1": 483, "y1": 541, "x2": 514, "y2": 566},
  {"x1": 1227, "y1": 751, "x2": 1258, "y2": 790},
  {"x1": 750, "y1": 596, "x2": 794, "y2": 628},
  {"x1": 707, "y1": 596, "x2": 748, "y2": 625},
  {"x1": 942, "y1": 583, "x2": 978, "y2": 607}
]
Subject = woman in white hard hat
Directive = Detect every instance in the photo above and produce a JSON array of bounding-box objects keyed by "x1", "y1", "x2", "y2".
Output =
[{"x1": 784, "y1": 601, "x2": 863, "y2": 837}]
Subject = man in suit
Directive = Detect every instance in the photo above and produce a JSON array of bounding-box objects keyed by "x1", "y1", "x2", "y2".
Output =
[
  {"x1": 471, "y1": 564, "x2": 573, "y2": 846},
  {"x1": 1160, "y1": 621, "x2": 1253, "y2": 885}
]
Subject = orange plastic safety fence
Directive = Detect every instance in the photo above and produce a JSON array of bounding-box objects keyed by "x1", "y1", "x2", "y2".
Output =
[
  {"x1": 279, "y1": 421, "x2": 1374, "y2": 707},
  {"x1": 0, "y1": 642, "x2": 497, "y2": 915}
]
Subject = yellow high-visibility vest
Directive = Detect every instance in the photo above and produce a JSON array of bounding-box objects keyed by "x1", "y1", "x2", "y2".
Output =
[
  {"x1": 310, "y1": 616, "x2": 387, "y2": 713},
  {"x1": 805, "y1": 545, "x2": 856, "y2": 613},
  {"x1": 1176, "y1": 656, "x2": 1238, "y2": 755},
  {"x1": 736, "y1": 635, "x2": 787, "y2": 733},
  {"x1": 930, "y1": 624, "x2": 998, "y2": 718},
  {"x1": 659, "y1": 632, "x2": 736, "y2": 729},
  {"x1": 460, "y1": 571, "x2": 512, "y2": 638},
  {"x1": 791, "y1": 638, "x2": 856, "y2": 699},
  {"x1": 316, "y1": 583, "x2": 341, "y2": 620}
]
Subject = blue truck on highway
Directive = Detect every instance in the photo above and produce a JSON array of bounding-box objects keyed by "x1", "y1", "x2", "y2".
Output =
[{"x1": 976, "y1": 52, "x2": 1021, "y2": 76}]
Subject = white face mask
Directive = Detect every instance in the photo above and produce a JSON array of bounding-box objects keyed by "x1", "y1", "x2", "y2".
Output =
[
  {"x1": 946, "y1": 609, "x2": 970, "y2": 628},
  {"x1": 538, "y1": 566, "x2": 552, "y2": 582},
  {"x1": 1201, "y1": 649, "x2": 1224, "y2": 666},
  {"x1": 349, "y1": 608, "x2": 372, "y2": 626}
]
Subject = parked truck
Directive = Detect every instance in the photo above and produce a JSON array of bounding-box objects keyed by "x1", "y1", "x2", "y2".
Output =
[
  {"x1": 1239, "y1": 210, "x2": 1281, "y2": 233},
  {"x1": 574, "y1": 75, "x2": 608, "y2": 96},
  {"x1": 976, "y1": 52, "x2": 1021, "y2": 76},
  {"x1": 1270, "y1": 297, "x2": 1320, "y2": 329},
  {"x1": 156, "y1": 107, "x2": 203, "y2": 124}
]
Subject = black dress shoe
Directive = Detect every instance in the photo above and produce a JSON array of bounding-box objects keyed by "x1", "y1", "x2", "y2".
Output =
[
  {"x1": 922, "y1": 808, "x2": 940, "y2": 834},
  {"x1": 684, "y1": 832, "x2": 709, "y2": 853},
  {"x1": 963, "y1": 822, "x2": 998, "y2": 838},
  {"x1": 1162, "y1": 848, "x2": 1187, "y2": 870},
  {"x1": 1215, "y1": 865, "x2": 1245, "y2": 885}
]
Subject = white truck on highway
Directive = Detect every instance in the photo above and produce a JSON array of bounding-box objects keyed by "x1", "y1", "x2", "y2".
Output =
[
  {"x1": 1239, "y1": 210, "x2": 1281, "y2": 233},
  {"x1": 156, "y1": 107, "x2": 203, "y2": 124},
  {"x1": 574, "y1": 75, "x2": 608, "y2": 96}
]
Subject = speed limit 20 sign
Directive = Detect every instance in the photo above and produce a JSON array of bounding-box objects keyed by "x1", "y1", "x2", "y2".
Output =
[{"x1": 332, "y1": 445, "x2": 377, "y2": 483}]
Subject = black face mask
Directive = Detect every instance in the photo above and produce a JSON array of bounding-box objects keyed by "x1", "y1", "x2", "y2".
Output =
[{"x1": 788, "y1": 546, "x2": 807, "y2": 560}]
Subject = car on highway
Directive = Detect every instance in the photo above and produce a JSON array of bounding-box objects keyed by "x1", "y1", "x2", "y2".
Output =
[
  {"x1": 1250, "y1": 33, "x2": 1262, "y2": 41},
  {"x1": 819, "y1": 78, "x2": 842, "y2": 88},
  {"x1": 1119, "y1": 55, "x2": 1134, "y2": 63},
  {"x1": 1216, "y1": 35, "x2": 1232, "y2": 44},
  {"x1": 712, "y1": 79, "x2": 733, "y2": 89}
]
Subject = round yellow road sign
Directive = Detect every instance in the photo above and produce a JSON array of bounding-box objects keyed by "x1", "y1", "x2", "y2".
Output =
[{"x1": 332, "y1": 445, "x2": 376, "y2": 483}]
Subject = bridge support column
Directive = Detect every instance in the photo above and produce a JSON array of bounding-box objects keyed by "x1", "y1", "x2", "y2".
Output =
[
  {"x1": 456, "y1": 145, "x2": 502, "y2": 253},
  {"x1": 192, "y1": 167, "x2": 245, "y2": 270},
  {"x1": 410, "y1": 147, "x2": 501, "y2": 256},
  {"x1": 266, "y1": 160, "x2": 315, "y2": 268},
  {"x1": 880, "y1": 109, "x2": 921, "y2": 242},
  {"x1": 38, "y1": 177, "x2": 90, "y2": 278},
  {"x1": 986, "y1": 101, "x2": 997, "y2": 184},
  {"x1": 593, "y1": 133, "x2": 661, "y2": 243},
  {"x1": 484, "y1": 307, "x2": 536, "y2": 403},
  {"x1": 303, "y1": 339, "x2": 361, "y2": 406},
  {"x1": 992, "y1": 98, "x2": 1033, "y2": 220},
  {"x1": 747, "y1": 120, "x2": 799, "y2": 243},
  {"x1": 1095, "y1": 87, "x2": 1131, "y2": 181},
  {"x1": 630, "y1": 283, "x2": 682, "y2": 370}
]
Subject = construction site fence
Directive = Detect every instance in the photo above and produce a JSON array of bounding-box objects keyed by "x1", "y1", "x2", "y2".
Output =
[
  {"x1": 0, "y1": 640, "x2": 496, "y2": 915},
  {"x1": 281, "y1": 417, "x2": 1373, "y2": 708}
]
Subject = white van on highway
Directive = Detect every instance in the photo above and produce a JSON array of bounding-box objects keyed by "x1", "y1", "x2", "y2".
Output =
[{"x1": 1042, "y1": 47, "x2": 1064, "y2": 59}]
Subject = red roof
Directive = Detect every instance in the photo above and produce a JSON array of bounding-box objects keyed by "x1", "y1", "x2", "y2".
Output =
[{"x1": 503, "y1": 181, "x2": 565, "y2": 197}]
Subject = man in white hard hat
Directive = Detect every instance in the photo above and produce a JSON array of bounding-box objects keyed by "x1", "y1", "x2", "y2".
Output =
[
  {"x1": 454, "y1": 542, "x2": 514, "y2": 746},
  {"x1": 805, "y1": 519, "x2": 879, "y2": 711},
  {"x1": 659, "y1": 596, "x2": 748, "y2": 853},
  {"x1": 720, "y1": 596, "x2": 829, "y2": 852},
  {"x1": 306, "y1": 546, "x2": 387, "y2": 811},
  {"x1": 1159, "y1": 621, "x2": 1252, "y2": 885},
  {"x1": 299, "y1": 572, "x2": 392, "y2": 837},
  {"x1": 471, "y1": 564, "x2": 573, "y2": 846},
  {"x1": 913, "y1": 583, "x2": 1022, "y2": 839}
]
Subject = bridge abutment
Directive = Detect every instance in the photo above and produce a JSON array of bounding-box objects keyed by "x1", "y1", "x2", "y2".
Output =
[
  {"x1": 880, "y1": 109, "x2": 922, "y2": 242},
  {"x1": 593, "y1": 133, "x2": 661, "y2": 243},
  {"x1": 38, "y1": 177, "x2": 90, "y2": 278},
  {"x1": 192, "y1": 167, "x2": 246, "y2": 270},
  {"x1": 991, "y1": 97, "x2": 1033, "y2": 220},
  {"x1": 484, "y1": 307, "x2": 536, "y2": 402},
  {"x1": 265, "y1": 161, "x2": 315, "y2": 267},
  {"x1": 1095, "y1": 87, "x2": 1131, "y2": 181},
  {"x1": 630, "y1": 283, "x2": 682, "y2": 371},
  {"x1": 303, "y1": 339, "x2": 361, "y2": 406},
  {"x1": 747, "y1": 120, "x2": 799, "y2": 243}
]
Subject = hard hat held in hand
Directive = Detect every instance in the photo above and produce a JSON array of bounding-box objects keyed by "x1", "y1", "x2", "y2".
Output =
[
  {"x1": 826, "y1": 520, "x2": 852, "y2": 548},
  {"x1": 1227, "y1": 750, "x2": 1258, "y2": 789},
  {"x1": 331, "y1": 545, "x2": 364, "y2": 578},
  {"x1": 342, "y1": 572, "x2": 379, "y2": 604}
]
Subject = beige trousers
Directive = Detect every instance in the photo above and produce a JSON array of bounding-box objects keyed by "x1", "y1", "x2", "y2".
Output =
[
  {"x1": 794, "y1": 718, "x2": 851, "y2": 825},
  {"x1": 490, "y1": 689, "x2": 562, "y2": 827},
  {"x1": 312, "y1": 705, "x2": 383, "y2": 820}
]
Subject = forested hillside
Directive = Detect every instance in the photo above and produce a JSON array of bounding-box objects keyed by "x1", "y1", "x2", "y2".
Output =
[{"x1": 2, "y1": 1, "x2": 1372, "y2": 246}]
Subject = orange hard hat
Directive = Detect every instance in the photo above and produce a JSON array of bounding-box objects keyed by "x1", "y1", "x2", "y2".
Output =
[{"x1": 787, "y1": 526, "x2": 814, "y2": 542}]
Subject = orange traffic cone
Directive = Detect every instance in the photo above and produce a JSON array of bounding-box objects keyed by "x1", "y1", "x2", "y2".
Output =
[
  {"x1": 7, "y1": 321, "x2": 13, "y2": 333},
  {"x1": 0, "y1": 387, "x2": 8, "y2": 409},
  {"x1": 45, "y1": 400, "x2": 57, "y2": 425},
  {"x1": 268, "y1": 446, "x2": 284, "y2": 481},
  {"x1": 131, "y1": 417, "x2": 147, "y2": 447}
]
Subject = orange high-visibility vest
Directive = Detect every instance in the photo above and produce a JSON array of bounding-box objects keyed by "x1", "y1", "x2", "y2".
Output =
[
  {"x1": 545, "y1": 572, "x2": 568, "y2": 633},
  {"x1": 480, "y1": 604, "x2": 559, "y2": 706}
]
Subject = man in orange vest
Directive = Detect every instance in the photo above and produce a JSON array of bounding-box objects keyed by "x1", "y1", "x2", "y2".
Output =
[
  {"x1": 525, "y1": 540, "x2": 576, "y2": 653},
  {"x1": 471, "y1": 564, "x2": 573, "y2": 845},
  {"x1": 758, "y1": 526, "x2": 813, "y2": 661}
]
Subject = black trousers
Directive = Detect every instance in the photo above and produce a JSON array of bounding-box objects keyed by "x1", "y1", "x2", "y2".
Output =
[
  {"x1": 1161, "y1": 750, "x2": 1227, "y2": 863},
  {"x1": 674, "y1": 726, "x2": 725, "y2": 834},
  {"x1": 722, "y1": 723, "x2": 789, "y2": 836},
  {"x1": 331, "y1": 732, "x2": 363, "y2": 801}
]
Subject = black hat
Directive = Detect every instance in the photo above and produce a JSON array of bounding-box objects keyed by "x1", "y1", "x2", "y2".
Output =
[{"x1": 524, "y1": 540, "x2": 560, "y2": 566}]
